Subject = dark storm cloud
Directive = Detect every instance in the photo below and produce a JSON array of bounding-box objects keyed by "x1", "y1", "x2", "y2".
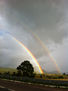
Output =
[{"x1": 2, "y1": 0, "x2": 68, "y2": 43}]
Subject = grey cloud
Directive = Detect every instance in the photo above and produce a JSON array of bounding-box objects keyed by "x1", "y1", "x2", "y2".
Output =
[
  {"x1": 0, "y1": 0, "x2": 68, "y2": 73},
  {"x1": 0, "y1": 0, "x2": 68, "y2": 43},
  {"x1": 3, "y1": 0, "x2": 68, "y2": 43}
]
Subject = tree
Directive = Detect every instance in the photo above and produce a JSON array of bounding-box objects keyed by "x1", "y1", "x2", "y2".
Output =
[
  {"x1": 17, "y1": 60, "x2": 34, "y2": 77},
  {"x1": 63, "y1": 73, "x2": 66, "y2": 75}
]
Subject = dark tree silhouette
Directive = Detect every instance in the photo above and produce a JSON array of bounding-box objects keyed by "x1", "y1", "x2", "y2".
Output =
[{"x1": 17, "y1": 60, "x2": 34, "y2": 77}]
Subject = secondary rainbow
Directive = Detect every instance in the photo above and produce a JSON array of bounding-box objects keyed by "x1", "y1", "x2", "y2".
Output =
[{"x1": 31, "y1": 32, "x2": 61, "y2": 74}]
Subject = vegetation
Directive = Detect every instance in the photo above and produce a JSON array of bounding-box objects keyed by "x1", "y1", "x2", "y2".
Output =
[
  {"x1": 17, "y1": 60, "x2": 34, "y2": 77},
  {"x1": 0, "y1": 60, "x2": 68, "y2": 87},
  {"x1": 45, "y1": 73, "x2": 68, "y2": 79}
]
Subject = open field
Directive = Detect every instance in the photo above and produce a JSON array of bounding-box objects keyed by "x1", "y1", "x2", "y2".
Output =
[
  {"x1": 35, "y1": 73, "x2": 68, "y2": 80},
  {"x1": 0, "y1": 68, "x2": 17, "y2": 74},
  {"x1": 0, "y1": 68, "x2": 68, "y2": 80}
]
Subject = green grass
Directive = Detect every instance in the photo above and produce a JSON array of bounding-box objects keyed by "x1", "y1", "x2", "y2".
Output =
[
  {"x1": 35, "y1": 73, "x2": 68, "y2": 80},
  {"x1": 0, "y1": 68, "x2": 17, "y2": 74},
  {"x1": 45, "y1": 73, "x2": 68, "y2": 79}
]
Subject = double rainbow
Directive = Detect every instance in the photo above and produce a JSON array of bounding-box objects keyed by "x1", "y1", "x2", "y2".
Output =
[{"x1": 0, "y1": 30, "x2": 61, "y2": 74}]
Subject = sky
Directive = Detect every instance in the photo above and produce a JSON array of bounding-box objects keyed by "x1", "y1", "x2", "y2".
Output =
[{"x1": 0, "y1": 0, "x2": 68, "y2": 73}]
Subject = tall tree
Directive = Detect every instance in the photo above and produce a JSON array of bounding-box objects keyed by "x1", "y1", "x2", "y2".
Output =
[{"x1": 17, "y1": 60, "x2": 34, "y2": 77}]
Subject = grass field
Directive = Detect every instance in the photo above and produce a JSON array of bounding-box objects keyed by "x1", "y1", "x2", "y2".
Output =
[
  {"x1": 35, "y1": 73, "x2": 68, "y2": 80},
  {"x1": 0, "y1": 68, "x2": 17, "y2": 74},
  {"x1": 0, "y1": 68, "x2": 68, "y2": 81}
]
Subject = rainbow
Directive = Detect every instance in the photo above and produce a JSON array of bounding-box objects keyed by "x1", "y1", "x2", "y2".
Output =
[
  {"x1": 15, "y1": 24, "x2": 61, "y2": 73},
  {"x1": 0, "y1": 29, "x2": 61, "y2": 74},
  {"x1": 0, "y1": 31, "x2": 44, "y2": 74},
  {"x1": 0, "y1": 15, "x2": 61, "y2": 73},
  {"x1": 30, "y1": 32, "x2": 61, "y2": 74},
  {"x1": 12, "y1": 37, "x2": 44, "y2": 74},
  {"x1": 12, "y1": 33, "x2": 61, "y2": 74}
]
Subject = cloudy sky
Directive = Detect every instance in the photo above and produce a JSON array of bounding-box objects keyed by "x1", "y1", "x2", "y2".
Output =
[{"x1": 0, "y1": 0, "x2": 68, "y2": 73}]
